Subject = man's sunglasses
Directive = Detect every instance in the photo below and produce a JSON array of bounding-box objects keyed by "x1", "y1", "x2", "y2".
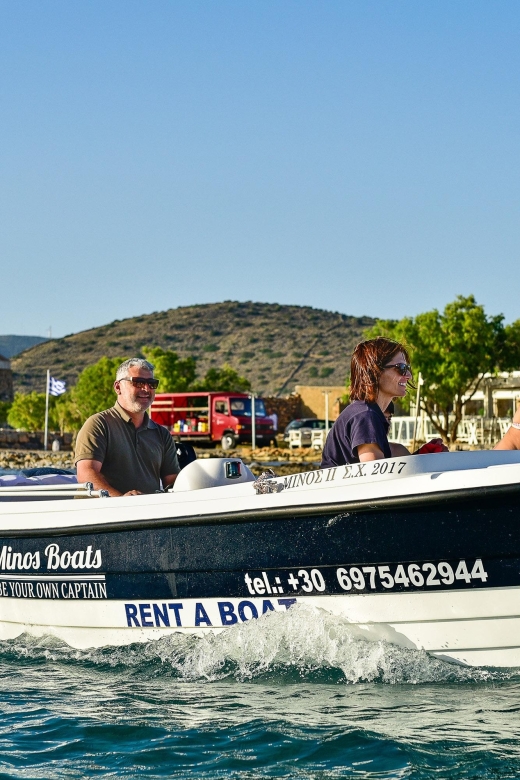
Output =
[
  {"x1": 383, "y1": 362, "x2": 412, "y2": 376},
  {"x1": 119, "y1": 377, "x2": 160, "y2": 390}
]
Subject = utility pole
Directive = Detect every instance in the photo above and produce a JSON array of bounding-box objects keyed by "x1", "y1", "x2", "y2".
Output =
[
  {"x1": 411, "y1": 372, "x2": 423, "y2": 452},
  {"x1": 322, "y1": 390, "x2": 330, "y2": 432},
  {"x1": 250, "y1": 393, "x2": 256, "y2": 450}
]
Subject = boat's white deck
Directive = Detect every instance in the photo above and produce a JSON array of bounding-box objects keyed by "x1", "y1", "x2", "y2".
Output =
[{"x1": 0, "y1": 450, "x2": 519, "y2": 532}]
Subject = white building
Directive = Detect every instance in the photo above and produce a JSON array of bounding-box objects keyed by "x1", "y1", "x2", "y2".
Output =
[{"x1": 463, "y1": 372, "x2": 520, "y2": 419}]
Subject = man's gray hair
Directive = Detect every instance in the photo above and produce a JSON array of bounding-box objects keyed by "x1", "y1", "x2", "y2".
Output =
[{"x1": 116, "y1": 358, "x2": 155, "y2": 381}]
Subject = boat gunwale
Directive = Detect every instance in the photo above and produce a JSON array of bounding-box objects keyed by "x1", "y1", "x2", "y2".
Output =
[{"x1": 0, "y1": 480, "x2": 518, "y2": 538}]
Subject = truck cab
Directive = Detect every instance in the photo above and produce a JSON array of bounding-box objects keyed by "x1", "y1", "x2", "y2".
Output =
[{"x1": 150, "y1": 392, "x2": 274, "y2": 450}]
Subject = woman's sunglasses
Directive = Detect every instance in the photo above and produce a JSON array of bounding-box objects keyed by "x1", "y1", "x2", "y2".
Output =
[
  {"x1": 383, "y1": 362, "x2": 412, "y2": 376},
  {"x1": 119, "y1": 377, "x2": 160, "y2": 390}
]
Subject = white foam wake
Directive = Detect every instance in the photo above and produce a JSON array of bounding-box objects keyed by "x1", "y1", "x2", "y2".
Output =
[{"x1": 0, "y1": 604, "x2": 511, "y2": 685}]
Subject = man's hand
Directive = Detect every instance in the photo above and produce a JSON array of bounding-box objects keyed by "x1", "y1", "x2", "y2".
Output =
[{"x1": 163, "y1": 473, "x2": 178, "y2": 489}]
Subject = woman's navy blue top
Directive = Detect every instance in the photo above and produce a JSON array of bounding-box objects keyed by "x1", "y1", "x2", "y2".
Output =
[{"x1": 321, "y1": 400, "x2": 391, "y2": 467}]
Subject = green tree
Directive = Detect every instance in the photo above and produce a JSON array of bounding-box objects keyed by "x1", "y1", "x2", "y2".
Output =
[
  {"x1": 71, "y1": 356, "x2": 124, "y2": 424},
  {"x1": 53, "y1": 393, "x2": 82, "y2": 434},
  {"x1": 366, "y1": 295, "x2": 516, "y2": 443},
  {"x1": 502, "y1": 319, "x2": 520, "y2": 371},
  {"x1": 55, "y1": 352, "x2": 252, "y2": 433},
  {"x1": 196, "y1": 364, "x2": 251, "y2": 392},
  {"x1": 7, "y1": 392, "x2": 57, "y2": 431},
  {"x1": 142, "y1": 347, "x2": 197, "y2": 392},
  {"x1": 0, "y1": 401, "x2": 11, "y2": 426}
]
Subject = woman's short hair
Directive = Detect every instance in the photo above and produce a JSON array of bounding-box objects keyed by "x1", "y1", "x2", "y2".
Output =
[{"x1": 349, "y1": 338, "x2": 410, "y2": 403}]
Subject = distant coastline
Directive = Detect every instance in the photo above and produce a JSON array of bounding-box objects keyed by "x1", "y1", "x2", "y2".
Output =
[{"x1": 0, "y1": 335, "x2": 49, "y2": 359}]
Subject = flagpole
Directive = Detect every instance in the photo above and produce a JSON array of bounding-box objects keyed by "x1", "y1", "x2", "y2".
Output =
[
  {"x1": 44, "y1": 369, "x2": 50, "y2": 451},
  {"x1": 411, "y1": 372, "x2": 423, "y2": 453}
]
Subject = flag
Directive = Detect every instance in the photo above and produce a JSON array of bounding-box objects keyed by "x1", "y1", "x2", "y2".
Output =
[{"x1": 49, "y1": 376, "x2": 67, "y2": 396}]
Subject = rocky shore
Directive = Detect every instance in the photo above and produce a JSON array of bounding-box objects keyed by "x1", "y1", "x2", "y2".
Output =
[
  {"x1": 0, "y1": 446, "x2": 321, "y2": 477},
  {"x1": 0, "y1": 450, "x2": 75, "y2": 472}
]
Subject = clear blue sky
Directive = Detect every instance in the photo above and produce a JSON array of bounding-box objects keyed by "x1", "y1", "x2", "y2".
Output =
[{"x1": 1, "y1": 0, "x2": 519, "y2": 337}]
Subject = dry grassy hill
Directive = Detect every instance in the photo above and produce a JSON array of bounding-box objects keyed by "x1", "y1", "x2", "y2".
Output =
[{"x1": 12, "y1": 302, "x2": 374, "y2": 396}]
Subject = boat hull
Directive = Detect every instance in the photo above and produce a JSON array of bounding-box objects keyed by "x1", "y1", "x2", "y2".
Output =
[{"x1": 0, "y1": 487, "x2": 519, "y2": 666}]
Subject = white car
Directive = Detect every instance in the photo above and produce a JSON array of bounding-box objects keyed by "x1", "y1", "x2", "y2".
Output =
[{"x1": 283, "y1": 418, "x2": 330, "y2": 446}]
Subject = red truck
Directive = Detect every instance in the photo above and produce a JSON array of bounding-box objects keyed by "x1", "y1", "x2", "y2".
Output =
[{"x1": 150, "y1": 392, "x2": 275, "y2": 450}]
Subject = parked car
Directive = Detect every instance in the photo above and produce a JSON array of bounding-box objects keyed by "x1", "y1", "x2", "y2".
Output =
[{"x1": 283, "y1": 418, "x2": 331, "y2": 446}]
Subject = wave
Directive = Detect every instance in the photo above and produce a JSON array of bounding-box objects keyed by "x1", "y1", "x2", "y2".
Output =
[{"x1": 0, "y1": 604, "x2": 515, "y2": 685}]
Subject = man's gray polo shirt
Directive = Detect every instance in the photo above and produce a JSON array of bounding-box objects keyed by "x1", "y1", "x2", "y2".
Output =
[{"x1": 75, "y1": 402, "x2": 180, "y2": 495}]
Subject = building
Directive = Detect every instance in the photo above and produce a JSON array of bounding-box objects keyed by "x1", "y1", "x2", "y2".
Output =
[
  {"x1": 294, "y1": 385, "x2": 346, "y2": 421},
  {"x1": 0, "y1": 354, "x2": 13, "y2": 402},
  {"x1": 465, "y1": 372, "x2": 520, "y2": 418}
]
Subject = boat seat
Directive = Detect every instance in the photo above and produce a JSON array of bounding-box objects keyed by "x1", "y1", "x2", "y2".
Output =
[
  {"x1": 0, "y1": 473, "x2": 78, "y2": 488},
  {"x1": 172, "y1": 458, "x2": 255, "y2": 492}
]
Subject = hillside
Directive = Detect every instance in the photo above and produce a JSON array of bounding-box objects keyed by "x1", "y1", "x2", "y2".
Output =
[
  {"x1": 0, "y1": 335, "x2": 48, "y2": 359},
  {"x1": 12, "y1": 302, "x2": 374, "y2": 396}
]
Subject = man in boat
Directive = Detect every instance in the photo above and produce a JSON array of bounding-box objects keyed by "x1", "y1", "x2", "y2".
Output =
[{"x1": 75, "y1": 358, "x2": 180, "y2": 496}]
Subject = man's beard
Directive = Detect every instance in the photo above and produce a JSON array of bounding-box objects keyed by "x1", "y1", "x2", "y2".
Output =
[{"x1": 125, "y1": 397, "x2": 151, "y2": 413}]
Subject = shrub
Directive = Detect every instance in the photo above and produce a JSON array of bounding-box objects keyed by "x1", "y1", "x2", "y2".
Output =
[{"x1": 320, "y1": 367, "x2": 334, "y2": 378}]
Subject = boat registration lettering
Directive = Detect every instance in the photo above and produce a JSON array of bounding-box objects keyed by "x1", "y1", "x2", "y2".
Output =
[
  {"x1": 282, "y1": 461, "x2": 408, "y2": 490},
  {"x1": 370, "y1": 461, "x2": 407, "y2": 476}
]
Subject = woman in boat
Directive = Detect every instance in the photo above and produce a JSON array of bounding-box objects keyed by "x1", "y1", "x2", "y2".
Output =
[{"x1": 321, "y1": 337, "x2": 446, "y2": 467}]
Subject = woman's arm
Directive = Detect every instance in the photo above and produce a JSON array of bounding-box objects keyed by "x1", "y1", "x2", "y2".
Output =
[
  {"x1": 361, "y1": 440, "x2": 448, "y2": 460},
  {"x1": 357, "y1": 443, "x2": 385, "y2": 462}
]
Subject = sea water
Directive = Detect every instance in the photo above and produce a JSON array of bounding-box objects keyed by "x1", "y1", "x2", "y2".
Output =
[{"x1": 0, "y1": 604, "x2": 519, "y2": 779}]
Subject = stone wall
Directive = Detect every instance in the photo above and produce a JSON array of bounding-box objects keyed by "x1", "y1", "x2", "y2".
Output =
[
  {"x1": 0, "y1": 429, "x2": 73, "y2": 450},
  {"x1": 263, "y1": 394, "x2": 303, "y2": 432}
]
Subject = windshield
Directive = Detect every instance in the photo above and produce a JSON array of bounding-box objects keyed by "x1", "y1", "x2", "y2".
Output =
[
  {"x1": 286, "y1": 420, "x2": 305, "y2": 430},
  {"x1": 286, "y1": 419, "x2": 324, "y2": 430},
  {"x1": 230, "y1": 398, "x2": 267, "y2": 417}
]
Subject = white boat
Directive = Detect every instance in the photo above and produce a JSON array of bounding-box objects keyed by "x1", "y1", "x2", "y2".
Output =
[{"x1": 0, "y1": 450, "x2": 519, "y2": 667}]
